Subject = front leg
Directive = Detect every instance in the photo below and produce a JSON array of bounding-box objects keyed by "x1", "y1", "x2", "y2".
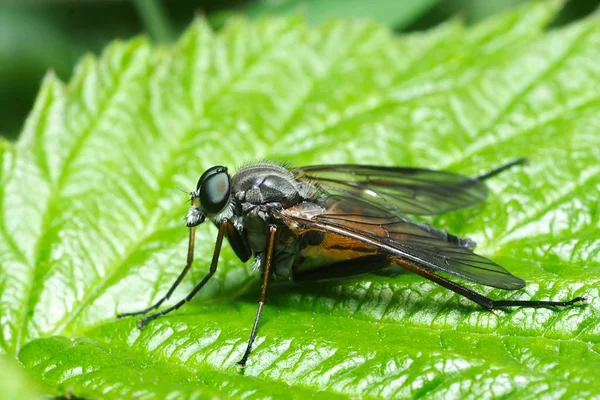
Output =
[
  {"x1": 117, "y1": 226, "x2": 197, "y2": 319},
  {"x1": 118, "y1": 219, "x2": 234, "y2": 328}
]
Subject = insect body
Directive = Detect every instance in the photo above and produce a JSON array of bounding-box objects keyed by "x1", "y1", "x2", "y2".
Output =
[{"x1": 118, "y1": 158, "x2": 585, "y2": 367}]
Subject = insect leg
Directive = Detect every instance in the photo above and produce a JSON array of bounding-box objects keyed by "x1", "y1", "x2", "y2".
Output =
[
  {"x1": 237, "y1": 224, "x2": 277, "y2": 367},
  {"x1": 391, "y1": 257, "x2": 585, "y2": 309},
  {"x1": 117, "y1": 227, "x2": 198, "y2": 319},
  {"x1": 135, "y1": 218, "x2": 230, "y2": 329},
  {"x1": 476, "y1": 158, "x2": 528, "y2": 181}
]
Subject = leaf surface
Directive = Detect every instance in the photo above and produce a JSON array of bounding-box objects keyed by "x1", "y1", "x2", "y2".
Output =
[{"x1": 1, "y1": 2, "x2": 599, "y2": 398}]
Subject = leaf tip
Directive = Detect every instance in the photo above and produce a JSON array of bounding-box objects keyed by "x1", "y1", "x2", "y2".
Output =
[
  {"x1": 16, "y1": 68, "x2": 66, "y2": 146},
  {"x1": 40, "y1": 68, "x2": 63, "y2": 88}
]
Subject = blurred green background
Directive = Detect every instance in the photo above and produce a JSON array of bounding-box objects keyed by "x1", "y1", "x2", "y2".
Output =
[{"x1": 0, "y1": 0, "x2": 598, "y2": 141}]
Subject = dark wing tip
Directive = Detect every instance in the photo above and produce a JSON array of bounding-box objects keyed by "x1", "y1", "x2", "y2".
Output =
[{"x1": 493, "y1": 275, "x2": 526, "y2": 290}]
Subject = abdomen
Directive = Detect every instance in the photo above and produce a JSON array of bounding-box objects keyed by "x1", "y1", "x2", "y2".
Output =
[{"x1": 292, "y1": 229, "x2": 379, "y2": 274}]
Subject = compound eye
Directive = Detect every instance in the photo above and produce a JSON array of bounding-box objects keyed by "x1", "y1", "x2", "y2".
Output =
[
  {"x1": 199, "y1": 167, "x2": 230, "y2": 214},
  {"x1": 197, "y1": 166, "x2": 226, "y2": 191}
]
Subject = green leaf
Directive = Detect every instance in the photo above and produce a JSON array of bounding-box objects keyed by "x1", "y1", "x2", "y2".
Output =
[
  {"x1": 245, "y1": 0, "x2": 440, "y2": 29},
  {"x1": 0, "y1": 354, "x2": 42, "y2": 399},
  {"x1": 2, "y1": 1, "x2": 599, "y2": 398}
]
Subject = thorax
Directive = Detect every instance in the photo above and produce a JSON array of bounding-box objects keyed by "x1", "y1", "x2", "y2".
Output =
[{"x1": 226, "y1": 162, "x2": 321, "y2": 279}]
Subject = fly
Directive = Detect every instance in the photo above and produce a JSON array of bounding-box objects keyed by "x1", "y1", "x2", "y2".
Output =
[{"x1": 117, "y1": 158, "x2": 586, "y2": 367}]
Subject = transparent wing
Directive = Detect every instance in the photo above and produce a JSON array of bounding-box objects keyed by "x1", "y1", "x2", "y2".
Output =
[
  {"x1": 281, "y1": 196, "x2": 525, "y2": 290},
  {"x1": 293, "y1": 164, "x2": 488, "y2": 215}
]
